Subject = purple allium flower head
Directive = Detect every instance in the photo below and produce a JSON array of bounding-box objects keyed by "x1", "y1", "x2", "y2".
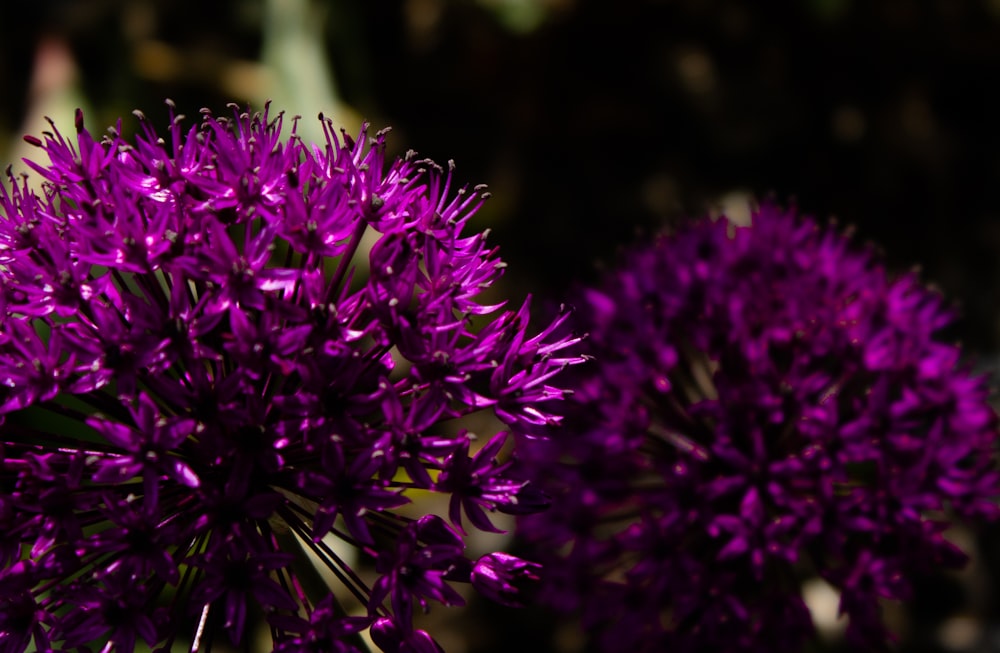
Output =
[
  {"x1": 517, "y1": 203, "x2": 1000, "y2": 652},
  {"x1": 0, "y1": 102, "x2": 581, "y2": 652}
]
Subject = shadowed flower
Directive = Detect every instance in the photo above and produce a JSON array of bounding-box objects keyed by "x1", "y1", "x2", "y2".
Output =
[
  {"x1": 0, "y1": 103, "x2": 580, "y2": 652},
  {"x1": 470, "y1": 551, "x2": 541, "y2": 608},
  {"x1": 517, "y1": 204, "x2": 1000, "y2": 652},
  {"x1": 269, "y1": 596, "x2": 371, "y2": 653}
]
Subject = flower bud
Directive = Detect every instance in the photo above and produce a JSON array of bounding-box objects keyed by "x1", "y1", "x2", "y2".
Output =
[{"x1": 470, "y1": 552, "x2": 541, "y2": 608}]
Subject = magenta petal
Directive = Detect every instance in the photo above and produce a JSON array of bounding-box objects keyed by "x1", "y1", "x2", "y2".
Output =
[{"x1": 167, "y1": 458, "x2": 200, "y2": 488}]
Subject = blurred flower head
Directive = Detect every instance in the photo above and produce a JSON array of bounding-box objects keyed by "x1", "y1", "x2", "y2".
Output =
[
  {"x1": 0, "y1": 102, "x2": 580, "y2": 652},
  {"x1": 517, "y1": 203, "x2": 1000, "y2": 652}
]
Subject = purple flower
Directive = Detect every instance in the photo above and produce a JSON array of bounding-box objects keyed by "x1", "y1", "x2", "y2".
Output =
[
  {"x1": 0, "y1": 103, "x2": 580, "y2": 652},
  {"x1": 470, "y1": 552, "x2": 541, "y2": 608},
  {"x1": 370, "y1": 617, "x2": 444, "y2": 653},
  {"x1": 517, "y1": 204, "x2": 1000, "y2": 652},
  {"x1": 269, "y1": 596, "x2": 371, "y2": 653}
]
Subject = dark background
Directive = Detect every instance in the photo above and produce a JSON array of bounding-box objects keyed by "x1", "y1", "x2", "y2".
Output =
[{"x1": 3, "y1": 1, "x2": 1000, "y2": 651}]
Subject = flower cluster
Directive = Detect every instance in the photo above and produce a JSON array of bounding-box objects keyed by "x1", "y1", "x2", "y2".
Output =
[
  {"x1": 517, "y1": 204, "x2": 1000, "y2": 652},
  {"x1": 0, "y1": 103, "x2": 580, "y2": 652}
]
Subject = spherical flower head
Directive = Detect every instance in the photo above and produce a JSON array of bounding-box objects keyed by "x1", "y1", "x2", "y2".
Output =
[
  {"x1": 0, "y1": 102, "x2": 582, "y2": 652},
  {"x1": 517, "y1": 203, "x2": 1000, "y2": 652}
]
